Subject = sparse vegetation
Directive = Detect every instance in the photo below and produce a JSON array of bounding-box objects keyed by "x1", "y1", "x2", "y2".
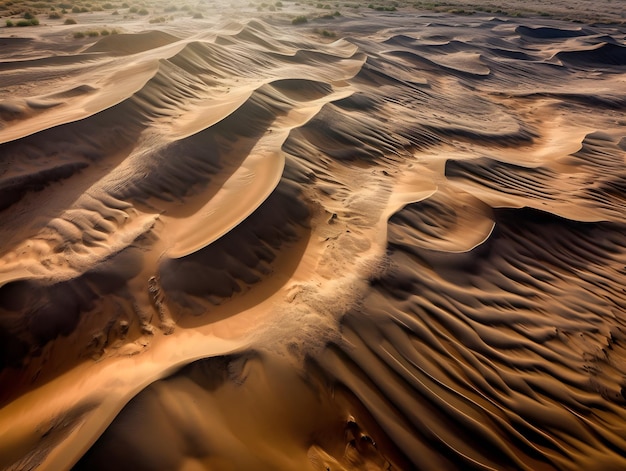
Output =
[
  {"x1": 64, "y1": 17, "x2": 77, "y2": 24},
  {"x1": 17, "y1": 18, "x2": 39, "y2": 25},
  {"x1": 0, "y1": 0, "x2": 618, "y2": 37},
  {"x1": 314, "y1": 27, "x2": 336, "y2": 37},
  {"x1": 73, "y1": 28, "x2": 118, "y2": 37},
  {"x1": 292, "y1": 15, "x2": 308, "y2": 24},
  {"x1": 368, "y1": 4, "x2": 397, "y2": 11}
]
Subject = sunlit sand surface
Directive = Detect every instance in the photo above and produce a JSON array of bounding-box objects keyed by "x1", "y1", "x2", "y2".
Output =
[{"x1": 1, "y1": 1, "x2": 625, "y2": 469}]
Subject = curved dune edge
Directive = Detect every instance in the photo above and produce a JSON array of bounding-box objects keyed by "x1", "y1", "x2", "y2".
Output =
[
  {"x1": 165, "y1": 86, "x2": 356, "y2": 259},
  {"x1": 0, "y1": 9, "x2": 625, "y2": 471}
]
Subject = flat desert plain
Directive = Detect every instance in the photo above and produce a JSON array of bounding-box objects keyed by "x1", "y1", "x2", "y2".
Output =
[{"x1": 0, "y1": 0, "x2": 625, "y2": 469}]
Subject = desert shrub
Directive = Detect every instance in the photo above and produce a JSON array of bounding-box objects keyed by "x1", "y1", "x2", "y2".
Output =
[
  {"x1": 15, "y1": 18, "x2": 40, "y2": 26},
  {"x1": 121, "y1": 2, "x2": 129, "y2": 7},
  {"x1": 58, "y1": 3, "x2": 72, "y2": 8},
  {"x1": 100, "y1": 28, "x2": 109, "y2": 35},
  {"x1": 149, "y1": 15, "x2": 166, "y2": 22},
  {"x1": 86, "y1": 29, "x2": 98, "y2": 36},
  {"x1": 164, "y1": 5, "x2": 176, "y2": 11},
  {"x1": 64, "y1": 17, "x2": 76, "y2": 23},
  {"x1": 292, "y1": 15, "x2": 307, "y2": 24},
  {"x1": 137, "y1": 7, "x2": 148, "y2": 14},
  {"x1": 129, "y1": 6, "x2": 137, "y2": 12},
  {"x1": 269, "y1": 5, "x2": 276, "y2": 11},
  {"x1": 73, "y1": 31, "x2": 84, "y2": 37},
  {"x1": 192, "y1": 11, "x2": 203, "y2": 18},
  {"x1": 23, "y1": 11, "x2": 34, "y2": 19},
  {"x1": 275, "y1": 1, "x2": 282, "y2": 5},
  {"x1": 112, "y1": 10, "x2": 119, "y2": 14},
  {"x1": 48, "y1": 11, "x2": 62, "y2": 18},
  {"x1": 6, "y1": 19, "x2": 14, "y2": 26},
  {"x1": 314, "y1": 27, "x2": 335, "y2": 37},
  {"x1": 103, "y1": 3, "x2": 114, "y2": 9}
]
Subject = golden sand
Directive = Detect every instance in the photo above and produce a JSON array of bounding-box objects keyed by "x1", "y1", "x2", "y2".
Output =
[{"x1": 1, "y1": 1, "x2": 625, "y2": 469}]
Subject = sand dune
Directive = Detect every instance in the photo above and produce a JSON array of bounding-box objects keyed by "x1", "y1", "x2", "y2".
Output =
[{"x1": 0, "y1": 3, "x2": 625, "y2": 470}]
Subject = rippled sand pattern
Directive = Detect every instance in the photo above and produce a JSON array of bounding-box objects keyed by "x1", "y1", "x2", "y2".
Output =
[{"x1": 1, "y1": 10, "x2": 625, "y2": 471}]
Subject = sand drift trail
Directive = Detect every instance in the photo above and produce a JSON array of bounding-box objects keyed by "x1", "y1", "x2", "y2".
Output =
[{"x1": 0, "y1": 13, "x2": 625, "y2": 471}]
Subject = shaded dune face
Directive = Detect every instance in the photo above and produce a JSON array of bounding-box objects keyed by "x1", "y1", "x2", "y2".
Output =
[
  {"x1": 315, "y1": 209, "x2": 626, "y2": 470},
  {"x1": 0, "y1": 13, "x2": 625, "y2": 471}
]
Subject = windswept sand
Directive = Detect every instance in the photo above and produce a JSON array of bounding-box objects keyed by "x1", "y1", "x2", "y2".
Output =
[{"x1": 1, "y1": 1, "x2": 626, "y2": 470}]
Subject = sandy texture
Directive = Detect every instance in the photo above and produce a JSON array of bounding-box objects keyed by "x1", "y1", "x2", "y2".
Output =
[{"x1": 1, "y1": 2, "x2": 626, "y2": 470}]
